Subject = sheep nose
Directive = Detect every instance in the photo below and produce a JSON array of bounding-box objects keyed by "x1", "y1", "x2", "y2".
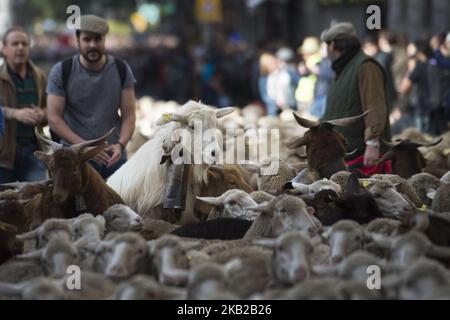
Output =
[
  {"x1": 293, "y1": 266, "x2": 308, "y2": 282},
  {"x1": 331, "y1": 255, "x2": 343, "y2": 264},
  {"x1": 211, "y1": 150, "x2": 216, "y2": 157},
  {"x1": 107, "y1": 265, "x2": 125, "y2": 278},
  {"x1": 134, "y1": 217, "x2": 142, "y2": 223}
]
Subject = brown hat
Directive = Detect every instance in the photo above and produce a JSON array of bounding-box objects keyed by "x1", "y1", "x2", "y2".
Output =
[
  {"x1": 79, "y1": 15, "x2": 109, "y2": 35},
  {"x1": 321, "y1": 22, "x2": 357, "y2": 43}
]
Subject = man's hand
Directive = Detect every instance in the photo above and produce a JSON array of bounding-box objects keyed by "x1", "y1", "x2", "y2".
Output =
[
  {"x1": 13, "y1": 108, "x2": 40, "y2": 125},
  {"x1": 31, "y1": 106, "x2": 46, "y2": 124},
  {"x1": 85, "y1": 146, "x2": 111, "y2": 167},
  {"x1": 104, "y1": 144, "x2": 122, "y2": 168},
  {"x1": 364, "y1": 146, "x2": 380, "y2": 167}
]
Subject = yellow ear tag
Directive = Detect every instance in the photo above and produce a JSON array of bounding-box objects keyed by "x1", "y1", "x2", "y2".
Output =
[
  {"x1": 328, "y1": 201, "x2": 337, "y2": 209},
  {"x1": 420, "y1": 205, "x2": 428, "y2": 212},
  {"x1": 362, "y1": 181, "x2": 372, "y2": 189},
  {"x1": 162, "y1": 113, "x2": 172, "y2": 123}
]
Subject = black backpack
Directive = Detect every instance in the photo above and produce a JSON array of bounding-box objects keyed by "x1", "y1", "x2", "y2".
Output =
[{"x1": 50, "y1": 57, "x2": 127, "y2": 142}]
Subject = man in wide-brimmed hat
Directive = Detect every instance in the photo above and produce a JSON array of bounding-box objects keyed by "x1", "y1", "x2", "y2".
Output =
[{"x1": 321, "y1": 22, "x2": 392, "y2": 176}]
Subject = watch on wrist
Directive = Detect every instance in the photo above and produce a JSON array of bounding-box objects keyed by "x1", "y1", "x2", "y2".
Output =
[
  {"x1": 366, "y1": 139, "x2": 380, "y2": 148},
  {"x1": 118, "y1": 141, "x2": 126, "y2": 152}
]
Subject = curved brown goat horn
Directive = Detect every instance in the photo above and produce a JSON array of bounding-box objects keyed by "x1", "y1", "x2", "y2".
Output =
[
  {"x1": 326, "y1": 111, "x2": 369, "y2": 127},
  {"x1": 34, "y1": 128, "x2": 63, "y2": 151},
  {"x1": 381, "y1": 139, "x2": 404, "y2": 148},
  {"x1": 375, "y1": 151, "x2": 394, "y2": 165},
  {"x1": 71, "y1": 128, "x2": 115, "y2": 154},
  {"x1": 287, "y1": 136, "x2": 308, "y2": 150},
  {"x1": 414, "y1": 137, "x2": 443, "y2": 148},
  {"x1": 293, "y1": 113, "x2": 319, "y2": 129}
]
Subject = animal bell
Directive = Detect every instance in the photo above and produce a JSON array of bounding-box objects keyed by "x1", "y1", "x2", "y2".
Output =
[{"x1": 163, "y1": 163, "x2": 189, "y2": 210}]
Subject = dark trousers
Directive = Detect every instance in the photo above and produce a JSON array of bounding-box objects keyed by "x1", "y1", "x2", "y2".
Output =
[
  {"x1": 0, "y1": 141, "x2": 48, "y2": 183},
  {"x1": 89, "y1": 151, "x2": 127, "y2": 180}
]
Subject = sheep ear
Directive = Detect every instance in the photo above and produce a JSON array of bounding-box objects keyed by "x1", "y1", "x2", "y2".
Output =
[
  {"x1": 245, "y1": 202, "x2": 272, "y2": 215},
  {"x1": 24, "y1": 193, "x2": 43, "y2": 214},
  {"x1": 0, "y1": 283, "x2": 22, "y2": 296},
  {"x1": 34, "y1": 151, "x2": 52, "y2": 166},
  {"x1": 147, "y1": 240, "x2": 157, "y2": 256},
  {"x1": 369, "y1": 233, "x2": 393, "y2": 250},
  {"x1": 16, "y1": 229, "x2": 39, "y2": 241},
  {"x1": 95, "y1": 215, "x2": 106, "y2": 227},
  {"x1": 215, "y1": 107, "x2": 235, "y2": 119},
  {"x1": 79, "y1": 142, "x2": 109, "y2": 163},
  {"x1": 223, "y1": 258, "x2": 242, "y2": 275},
  {"x1": 291, "y1": 182, "x2": 309, "y2": 194},
  {"x1": 240, "y1": 162, "x2": 261, "y2": 174},
  {"x1": 312, "y1": 265, "x2": 337, "y2": 276},
  {"x1": 156, "y1": 113, "x2": 187, "y2": 126},
  {"x1": 427, "y1": 245, "x2": 450, "y2": 259},
  {"x1": 426, "y1": 188, "x2": 437, "y2": 200},
  {"x1": 196, "y1": 196, "x2": 222, "y2": 207},
  {"x1": 253, "y1": 238, "x2": 276, "y2": 249},
  {"x1": 17, "y1": 248, "x2": 43, "y2": 259},
  {"x1": 346, "y1": 174, "x2": 362, "y2": 194},
  {"x1": 181, "y1": 240, "x2": 202, "y2": 251}
]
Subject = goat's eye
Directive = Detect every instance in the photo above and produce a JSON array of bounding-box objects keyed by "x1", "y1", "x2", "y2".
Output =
[
  {"x1": 374, "y1": 194, "x2": 382, "y2": 199},
  {"x1": 189, "y1": 124, "x2": 195, "y2": 130},
  {"x1": 278, "y1": 246, "x2": 285, "y2": 252}
]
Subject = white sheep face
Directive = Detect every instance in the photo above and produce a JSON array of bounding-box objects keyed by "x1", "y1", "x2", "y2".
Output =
[{"x1": 368, "y1": 184, "x2": 413, "y2": 219}]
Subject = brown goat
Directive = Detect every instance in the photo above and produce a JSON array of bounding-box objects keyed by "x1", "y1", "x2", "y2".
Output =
[
  {"x1": 33, "y1": 129, "x2": 124, "y2": 218},
  {"x1": 288, "y1": 113, "x2": 368, "y2": 179},
  {"x1": 376, "y1": 139, "x2": 443, "y2": 179},
  {"x1": 0, "y1": 195, "x2": 42, "y2": 254},
  {"x1": 0, "y1": 222, "x2": 17, "y2": 265},
  {"x1": 0, "y1": 180, "x2": 57, "y2": 229}
]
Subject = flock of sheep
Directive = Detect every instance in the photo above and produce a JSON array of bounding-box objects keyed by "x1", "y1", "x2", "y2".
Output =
[{"x1": 1, "y1": 99, "x2": 450, "y2": 300}]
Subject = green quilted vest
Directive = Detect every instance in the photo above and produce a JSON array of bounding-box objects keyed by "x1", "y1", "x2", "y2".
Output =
[{"x1": 322, "y1": 51, "x2": 391, "y2": 158}]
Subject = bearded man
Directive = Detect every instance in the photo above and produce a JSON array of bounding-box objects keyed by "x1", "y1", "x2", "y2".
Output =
[{"x1": 46, "y1": 15, "x2": 136, "y2": 179}]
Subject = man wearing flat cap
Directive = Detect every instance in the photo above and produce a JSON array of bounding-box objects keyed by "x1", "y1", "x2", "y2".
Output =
[
  {"x1": 46, "y1": 14, "x2": 136, "y2": 179},
  {"x1": 321, "y1": 22, "x2": 392, "y2": 176}
]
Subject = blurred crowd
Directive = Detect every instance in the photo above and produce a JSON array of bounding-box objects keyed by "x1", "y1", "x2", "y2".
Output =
[
  {"x1": 257, "y1": 30, "x2": 450, "y2": 136},
  {"x1": 27, "y1": 29, "x2": 450, "y2": 136}
]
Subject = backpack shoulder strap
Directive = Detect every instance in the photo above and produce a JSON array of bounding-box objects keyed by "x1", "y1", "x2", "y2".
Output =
[
  {"x1": 115, "y1": 58, "x2": 127, "y2": 88},
  {"x1": 61, "y1": 57, "x2": 74, "y2": 93}
]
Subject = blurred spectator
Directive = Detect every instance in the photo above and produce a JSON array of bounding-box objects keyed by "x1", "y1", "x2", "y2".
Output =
[
  {"x1": 266, "y1": 54, "x2": 296, "y2": 114},
  {"x1": 398, "y1": 40, "x2": 435, "y2": 133},
  {"x1": 0, "y1": 106, "x2": 4, "y2": 140},
  {"x1": 296, "y1": 37, "x2": 321, "y2": 114},
  {"x1": 310, "y1": 43, "x2": 333, "y2": 119},
  {"x1": 258, "y1": 52, "x2": 279, "y2": 117},
  {"x1": 434, "y1": 32, "x2": 450, "y2": 118},
  {"x1": 363, "y1": 34, "x2": 397, "y2": 108},
  {"x1": 0, "y1": 27, "x2": 48, "y2": 183}
]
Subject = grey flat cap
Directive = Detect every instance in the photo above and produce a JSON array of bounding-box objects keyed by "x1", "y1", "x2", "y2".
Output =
[
  {"x1": 79, "y1": 15, "x2": 109, "y2": 35},
  {"x1": 321, "y1": 22, "x2": 357, "y2": 42}
]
